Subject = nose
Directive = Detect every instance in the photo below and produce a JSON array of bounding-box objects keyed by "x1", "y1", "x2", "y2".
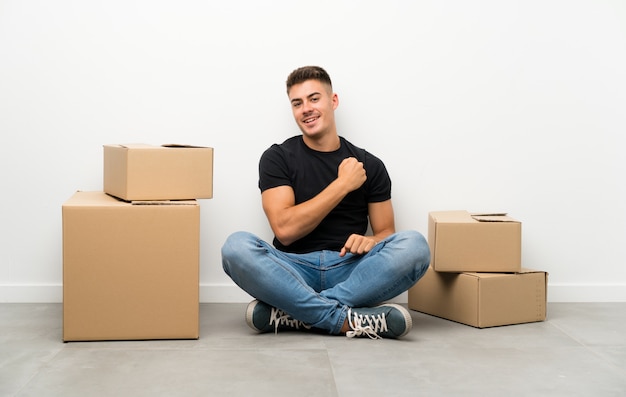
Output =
[{"x1": 301, "y1": 100, "x2": 313, "y2": 113}]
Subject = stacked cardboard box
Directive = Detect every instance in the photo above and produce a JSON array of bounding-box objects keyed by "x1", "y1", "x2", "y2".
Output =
[
  {"x1": 62, "y1": 144, "x2": 214, "y2": 341},
  {"x1": 408, "y1": 210, "x2": 547, "y2": 328},
  {"x1": 103, "y1": 143, "x2": 214, "y2": 201}
]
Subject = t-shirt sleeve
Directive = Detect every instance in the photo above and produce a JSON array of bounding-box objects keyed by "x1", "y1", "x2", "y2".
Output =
[
  {"x1": 365, "y1": 152, "x2": 392, "y2": 203},
  {"x1": 258, "y1": 144, "x2": 291, "y2": 193}
]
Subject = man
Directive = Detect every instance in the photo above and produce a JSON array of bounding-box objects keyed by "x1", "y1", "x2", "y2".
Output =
[{"x1": 222, "y1": 66, "x2": 430, "y2": 339}]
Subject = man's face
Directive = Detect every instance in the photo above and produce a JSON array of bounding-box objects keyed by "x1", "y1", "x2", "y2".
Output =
[{"x1": 288, "y1": 79, "x2": 338, "y2": 140}]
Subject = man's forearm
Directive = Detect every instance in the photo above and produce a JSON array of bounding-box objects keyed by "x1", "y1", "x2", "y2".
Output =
[{"x1": 266, "y1": 178, "x2": 351, "y2": 246}]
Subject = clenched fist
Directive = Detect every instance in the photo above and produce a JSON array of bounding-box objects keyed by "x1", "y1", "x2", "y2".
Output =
[{"x1": 337, "y1": 157, "x2": 366, "y2": 193}]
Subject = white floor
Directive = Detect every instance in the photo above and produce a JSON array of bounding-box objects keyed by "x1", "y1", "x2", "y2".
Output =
[{"x1": 2, "y1": 303, "x2": 626, "y2": 397}]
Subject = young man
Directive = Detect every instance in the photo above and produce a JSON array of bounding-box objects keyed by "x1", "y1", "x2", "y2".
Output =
[{"x1": 222, "y1": 66, "x2": 430, "y2": 339}]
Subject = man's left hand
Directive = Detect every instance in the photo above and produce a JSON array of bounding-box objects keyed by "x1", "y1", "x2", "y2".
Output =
[{"x1": 339, "y1": 234, "x2": 377, "y2": 257}]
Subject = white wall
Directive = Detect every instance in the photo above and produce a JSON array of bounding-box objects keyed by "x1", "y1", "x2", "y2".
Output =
[{"x1": 1, "y1": 0, "x2": 625, "y2": 303}]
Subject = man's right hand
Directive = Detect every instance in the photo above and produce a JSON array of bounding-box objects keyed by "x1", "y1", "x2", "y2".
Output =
[{"x1": 337, "y1": 157, "x2": 367, "y2": 193}]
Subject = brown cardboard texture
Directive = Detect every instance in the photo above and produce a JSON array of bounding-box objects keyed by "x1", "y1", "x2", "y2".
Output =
[
  {"x1": 104, "y1": 143, "x2": 214, "y2": 201},
  {"x1": 408, "y1": 266, "x2": 547, "y2": 328},
  {"x1": 63, "y1": 191, "x2": 200, "y2": 341},
  {"x1": 429, "y1": 210, "x2": 521, "y2": 272}
]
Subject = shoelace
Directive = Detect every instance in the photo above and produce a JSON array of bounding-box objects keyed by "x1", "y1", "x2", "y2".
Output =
[
  {"x1": 268, "y1": 307, "x2": 311, "y2": 334},
  {"x1": 345, "y1": 308, "x2": 388, "y2": 339}
]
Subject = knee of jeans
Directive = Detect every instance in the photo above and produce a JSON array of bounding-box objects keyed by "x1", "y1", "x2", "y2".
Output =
[
  {"x1": 397, "y1": 230, "x2": 427, "y2": 250},
  {"x1": 398, "y1": 230, "x2": 431, "y2": 278},
  {"x1": 221, "y1": 231, "x2": 255, "y2": 272},
  {"x1": 225, "y1": 230, "x2": 257, "y2": 250}
]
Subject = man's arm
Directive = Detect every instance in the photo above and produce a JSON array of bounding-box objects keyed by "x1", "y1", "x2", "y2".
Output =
[
  {"x1": 262, "y1": 157, "x2": 366, "y2": 247},
  {"x1": 339, "y1": 199, "x2": 395, "y2": 257}
]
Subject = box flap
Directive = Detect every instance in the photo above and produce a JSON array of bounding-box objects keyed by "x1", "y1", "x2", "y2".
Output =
[
  {"x1": 161, "y1": 144, "x2": 208, "y2": 148},
  {"x1": 518, "y1": 268, "x2": 548, "y2": 275},
  {"x1": 471, "y1": 213, "x2": 517, "y2": 222},
  {"x1": 105, "y1": 143, "x2": 209, "y2": 149},
  {"x1": 131, "y1": 200, "x2": 197, "y2": 206},
  {"x1": 470, "y1": 212, "x2": 508, "y2": 217},
  {"x1": 466, "y1": 268, "x2": 546, "y2": 277}
]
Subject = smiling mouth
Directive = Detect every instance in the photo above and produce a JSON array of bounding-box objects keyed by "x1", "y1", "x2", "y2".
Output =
[{"x1": 303, "y1": 115, "x2": 319, "y2": 124}]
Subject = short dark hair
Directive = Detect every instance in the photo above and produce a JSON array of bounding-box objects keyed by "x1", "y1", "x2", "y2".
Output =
[{"x1": 286, "y1": 66, "x2": 332, "y2": 93}]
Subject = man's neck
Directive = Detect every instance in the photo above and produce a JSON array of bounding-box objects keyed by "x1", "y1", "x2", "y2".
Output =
[{"x1": 302, "y1": 133, "x2": 341, "y2": 152}]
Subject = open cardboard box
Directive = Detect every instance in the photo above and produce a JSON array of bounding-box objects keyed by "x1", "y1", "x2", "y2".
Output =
[
  {"x1": 429, "y1": 210, "x2": 522, "y2": 273},
  {"x1": 104, "y1": 143, "x2": 214, "y2": 201}
]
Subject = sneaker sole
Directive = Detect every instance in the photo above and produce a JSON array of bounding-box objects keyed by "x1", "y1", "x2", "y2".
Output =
[
  {"x1": 378, "y1": 303, "x2": 413, "y2": 338},
  {"x1": 245, "y1": 299, "x2": 263, "y2": 332}
]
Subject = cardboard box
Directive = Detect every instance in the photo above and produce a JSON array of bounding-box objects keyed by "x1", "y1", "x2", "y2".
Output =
[
  {"x1": 104, "y1": 143, "x2": 214, "y2": 201},
  {"x1": 62, "y1": 191, "x2": 200, "y2": 341},
  {"x1": 429, "y1": 210, "x2": 521, "y2": 272},
  {"x1": 408, "y1": 266, "x2": 547, "y2": 328}
]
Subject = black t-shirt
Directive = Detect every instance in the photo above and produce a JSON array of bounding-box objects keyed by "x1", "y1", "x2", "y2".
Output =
[{"x1": 258, "y1": 136, "x2": 391, "y2": 253}]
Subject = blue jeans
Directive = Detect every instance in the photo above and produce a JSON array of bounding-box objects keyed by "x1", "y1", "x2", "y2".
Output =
[{"x1": 221, "y1": 230, "x2": 430, "y2": 335}]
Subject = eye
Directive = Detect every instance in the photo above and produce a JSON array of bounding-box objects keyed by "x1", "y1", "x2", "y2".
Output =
[
  {"x1": 311, "y1": 96, "x2": 319, "y2": 102},
  {"x1": 292, "y1": 101, "x2": 302, "y2": 108}
]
